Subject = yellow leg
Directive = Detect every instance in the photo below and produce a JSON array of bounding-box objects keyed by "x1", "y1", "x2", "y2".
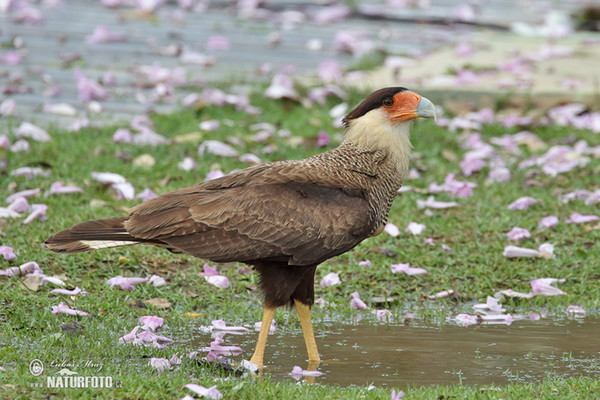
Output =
[
  {"x1": 249, "y1": 306, "x2": 277, "y2": 370},
  {"x1": 294, "y1": 299, "x2": 321, "y2": 363}
]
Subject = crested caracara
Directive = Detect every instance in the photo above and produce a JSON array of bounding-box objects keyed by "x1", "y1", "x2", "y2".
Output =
[{"x1": 44, "y1": 87, "x2": 436, "y2": 370}]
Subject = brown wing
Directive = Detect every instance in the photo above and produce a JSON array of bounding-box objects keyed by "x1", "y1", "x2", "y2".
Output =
[{"x1": 124, "y1": 171, "x2": 374, "y2": 266}]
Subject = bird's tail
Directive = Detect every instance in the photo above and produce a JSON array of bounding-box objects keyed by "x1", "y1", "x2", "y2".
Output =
[{"x1": 43, "y1": 217, "x2": 143, "y2": 253}]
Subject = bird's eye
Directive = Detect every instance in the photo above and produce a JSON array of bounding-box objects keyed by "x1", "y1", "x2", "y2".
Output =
[{"x1": 383, "y1": 97, "x2": 394, "y2": 107}]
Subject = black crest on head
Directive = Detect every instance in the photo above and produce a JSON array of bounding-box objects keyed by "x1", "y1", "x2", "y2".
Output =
[{"x1": 342, "y1": 87, "x2": 408, "y2": 127}]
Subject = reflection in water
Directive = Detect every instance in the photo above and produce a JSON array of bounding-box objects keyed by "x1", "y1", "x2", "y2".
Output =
[{"x1": 189, "y1": 318, "x2": 600, "y2": 387}]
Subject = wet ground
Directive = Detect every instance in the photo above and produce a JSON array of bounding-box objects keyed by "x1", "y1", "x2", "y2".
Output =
[{"x1": 189, "y1": 318, "x2": 599, "y2": 387}]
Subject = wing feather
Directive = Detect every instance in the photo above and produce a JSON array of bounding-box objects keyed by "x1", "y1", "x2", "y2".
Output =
[{"x1": 124, "y1": 170, "x2": 374, "y2": 266}]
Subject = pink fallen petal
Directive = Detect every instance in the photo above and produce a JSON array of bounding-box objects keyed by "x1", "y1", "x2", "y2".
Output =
[
  {"x1": 106, "y1": 275, "x2": 148, "y2": 290},
  {"x1": 207, "y1": 35, "x2": 230, "y2": 51},
  {"x1": 8, "y1": 197, "x2": 30, "y2": 213},
  {"x1": 199, "y1": 120, "x2": 220, "y2": 131},
  {"x1": 508, "y1": 196, "x2": 539, "y2": 210},
  {"x1": 384, "y1": 223, "x2": 400, "y2": 237},
  {"x1": 23, "y1": 204, "x2": 48, "y2": 224},
  {"x1": 113, "y1": 128, "x2": 134, "y2": 143},
  {"x1": 169, "y1": 354, "x2": 182, "y2": 365},
  {"x1": 487, "y1": 166, "x2": 511, "y2": 183},
  {"x1": 358, "y1": 260, "x2": 372, "y2": 267},
  {"x1": 45, "y1": 181, "x2": 84, "y2": 196},
  {"x1": 503, "y1": 245, "x2": 540, "y2": 258},
  {"x1": 0, "y1": 261, "x2": 42, "y2": 277},
  {"x1": 149, "y1": 357, "x2": 170, "y2": 373},
  {"x1": 405, "y1": 222, "x2": 426, "y2": 235},
  {"x1": 205, "y1": 170, "x2": 225, "y2": 181},
  {"x1": 201, "y1": 338, "x2": 243, "y2": 356},
  {"x1": 350, "y1": 292, "x2": 368, "y2": 310},
  {"x1": 119, "y1": 326, "x2": 140, "y2": 344},
  {"x1": 74, "y1": 69, "x2": 108, "y2": 102},
  {"x1": 211, "y1": 320, "x2": 249, "y2": 333},
  {"x1": 472, "y1": 296, "x2": 504, "y2": 313},
  {"x1": 136, "y1": 188, "x2": 158, "y2": 202},
  {"x1": 290, "y1": 365, "x2": 324, "y2": 380},
  {"x1": 112, "y1": 182, "x2": 135, "y2": 200},
  {"x1": 91, "y1": 171, "x2": 127, "y2": 184},
  {"x1": 317, "y1": 131, "x2": 330, "y2": 147},
  {"x1": 264, "y1": 73, "x2": 296, "y2": 100},
  {"x1": 0, "y1": 246, "x2": 17, "y2": 260},
  {"x1": 427, "y1": 289, "x2": 455, "y2": 299},
  {"x1": 239, "y1": 153, "x2": 261, "y2": 164},
  {"x1": 531, "y1": 278, "x2": 566, "y2": 296},
  {"x1": 198, "y1": 140, "x2": 239, "y2": 157},
  {"x1": 372, "y1": 309, "x2": 393, "y2": 322},
  {"x1": 178, "y1": 157, "x2": 196, "y2": 171},
  {"x1": 205, "y1": 275, "x2": 229, "y2": 288},
  {"x1": 538, "y1": 243, "x2": 555, "y2": 259},
  {"x1": 494, "y1": 289, "x2": 534, "y2": 299},
  {"x1": 140, "y1": 316, "x2": 164, "y2": 331},
  {"x1": 391, "y1": 263, "x2": 428, "y2": 276},
  {"x1": 136, "y1": 330, "x2": 174, "y2": 347},
  {"x1": 185, "y1": 384, "x2": 223, "y2": 400},
  {"x1": 11, "y1": 167, "x2": 50, "y2": 179},
  {"x1": 506, "y1": 227, "x2": 531, "y2": 242},
  {"x1": 453, "y1": 313, "x2": 480, "y2": 326},
  {"x1": 6, "y1": 188, "x2": 40, "y2": 204},
  {"x1": 480, "y1": 313, "x2": 513, "y2": 325},
  {"x1": 41, "y1": 276, "x2": 66, "y2": 286},
  {"x1": 567, "y1": 305, "x2": 586, "y2": 316},
  {"x1": 16, "y1": 122, "x2": 51, "y2": 142},
  {"x1": 254, "y1": 320, "x2": 276, "y2": 334},
  {"x1": 416, "y1": 196, "x2": 459, "y2": 209},
  {"x1": 320, "y1": 272, "x2": 341, "y2": 287},
  {"x1": 201, "y1": 264, "x2": 219, "y2": 277},
  {"x1": 50, "y1": 287, "x2": 87, "y2": 296},
  {"x1": 148, "y1": 274, "x2": 166, "y2": 287},
  {"x1": 85, "y1": 25, "x2": 126, "y2": 44},
  {"x1": 565, "y1": 212, "x2": 599, "y2": 224},
  {"x1": 51, "y1": 302, "x2": 89, "y2": 317},
  {"x1": 539, "y1": 215, "x2": 559, "y2": 229}
]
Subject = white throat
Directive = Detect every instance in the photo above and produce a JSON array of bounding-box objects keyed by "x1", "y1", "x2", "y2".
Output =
[{"x1": 343, "y1": 108, "x2": 413, "y2": 172}]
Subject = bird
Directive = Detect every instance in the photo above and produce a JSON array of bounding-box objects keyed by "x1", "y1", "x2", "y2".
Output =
[{"x1": 43, "y1": 87, "x2": 436, "y2": 370}]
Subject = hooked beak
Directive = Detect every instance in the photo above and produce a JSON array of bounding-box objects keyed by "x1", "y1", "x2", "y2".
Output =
[
  {"x1": 388, "y1": 92, "x2": 437, "y2": 123},
  {"x1": 415, "y1": 96, "x2": 437, "y2": 120}
]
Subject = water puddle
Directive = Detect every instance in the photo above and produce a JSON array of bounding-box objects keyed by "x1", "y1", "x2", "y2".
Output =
[{"x1": 188, "y1": 318, "x2": 600, "y2": 387}]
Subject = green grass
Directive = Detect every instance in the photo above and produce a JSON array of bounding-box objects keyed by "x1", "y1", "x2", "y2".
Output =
[{"x1": 1, "y1": 86, "x2": 599, "y2": 399}]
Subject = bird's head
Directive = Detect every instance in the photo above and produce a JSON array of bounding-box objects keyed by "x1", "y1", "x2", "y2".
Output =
[
  {"x1": 341, "y1": 87, "x2": 436, "y2": 162},
  {"x1": 343, "y1": 87, "x2": 436, "y2": 128}
]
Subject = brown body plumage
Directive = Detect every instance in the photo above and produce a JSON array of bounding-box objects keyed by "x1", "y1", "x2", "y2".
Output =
[{"x1": 44, "y1": 87, "x2": 436, "y2": 368}]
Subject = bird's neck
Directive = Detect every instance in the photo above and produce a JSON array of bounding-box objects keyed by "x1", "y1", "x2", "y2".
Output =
[{"x1": 341, "y1": 115, "x2": 413, "y2": 178}]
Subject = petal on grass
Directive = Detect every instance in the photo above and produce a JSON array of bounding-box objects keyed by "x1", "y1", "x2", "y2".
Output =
[
  {"x1": 290, "y1": 365, "x2": 324, "y2": 380},
  {"x1": 531, "y1": 278, "x2": 566, "y2": 296},
  {"x1": 508, "y1": 196, "x2": 539, "y2": 210},
  {"x1": 320, "y1": 272, "x2": 341, "y2": 287},
  {"x1": 384, "y1": 223, "x2": 400, "y2": 237},
  {"x1": 506, "y1": 227, "x2": 531, "y2": 241},
  {"x1": 149, "y1": 357, "x2": 171, "y2": 373},
  {"x1": 539, "y1": 215, "x2": 559, "y2": 229},
  {"x1": 0, "y1": 246, "x2": 17, "y2": 260},
  {"x1": 139, "y1": 316, "x2": 164, "y2": 331},
  {"x1": 205, "y1": 275, "x2": 230, "y2": 288},
  {"x1": 565, "y1": 212, "x2": 599, "y2": 224},
  {"x1": 184, "y1": 384, "x2": 223, "y2": 400},
  {"x1": 106, "y1": 275, "x2": 148, "y2": 290},
  {"x1": 405, "y1": 222, "x2": 426, "y2": 235},
  {"x1": 391, "y1": 263, "x2": 429, "y2": 276},
  {"x1": 50, "y1": 287, "x2": 87, "y2": 296},
  {"x1": 350, "y1": 292, "x2": 368, "y2": 310},
  {"x1": 51, "y1": 302, "x2": 89, "y2": 317}
]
